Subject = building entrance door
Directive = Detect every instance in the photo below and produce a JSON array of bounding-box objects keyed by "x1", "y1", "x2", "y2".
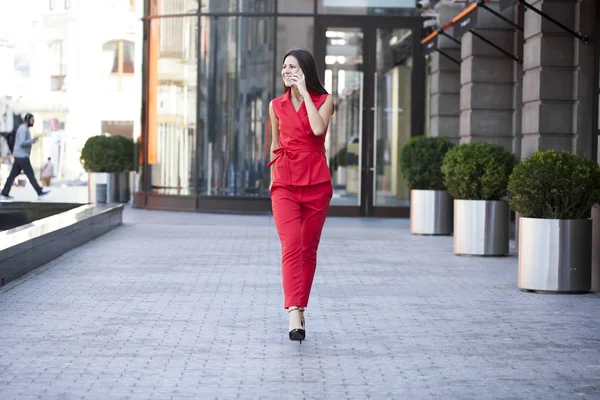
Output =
[{"x1": 315, "y1": 16, "x2": 425, "y2": 217}]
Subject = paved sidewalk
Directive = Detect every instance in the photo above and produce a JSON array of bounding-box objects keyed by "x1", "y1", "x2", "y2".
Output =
[
  {"x1": 0, "y1": 208, "x2": 599, "y2": 399},
  {"x1": 3, "y1": 185, "x2": 88, "y2": 203}
]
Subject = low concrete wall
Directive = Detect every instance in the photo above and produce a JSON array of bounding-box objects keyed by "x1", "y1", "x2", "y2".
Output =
[
  {"x1": 0, "y1": 204, "x2": 123, "y2": 287},
  {"x1": 0, "y1": 202, "x2": 81, "y2": 231}
]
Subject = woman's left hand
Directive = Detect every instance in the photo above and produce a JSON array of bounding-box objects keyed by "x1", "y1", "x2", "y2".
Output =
[{"x1": 291, "y1": 72, "x2": 308, "y2": 96}]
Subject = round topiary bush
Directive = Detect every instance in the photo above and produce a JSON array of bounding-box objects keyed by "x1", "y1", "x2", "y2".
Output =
[
  {"x1": 112, "y1": 135, "x2": 135, "y2": 172},
  {"x1": 508, "y1": 150, "x2": 600, "y2": 219},
  {"x1": 80, "y1": 135, "x2": 134, "y2": 173},
  {"x1": 399, "y1": 136, "x2": 455, "y2": 190},
  {"x1": 441, "y1": 141, "x2": 516, "y2": 200},
  {"x1": 81, "y1": 135, "x2": 112, "y2": 172}
]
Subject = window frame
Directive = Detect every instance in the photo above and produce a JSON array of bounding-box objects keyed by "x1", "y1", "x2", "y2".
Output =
[
  {"x1": 49, "y1": 40, "x2": 66, "y2": 91},
  {"x1": 103, "y1": 39, "x2": 135, "y2": 91}
]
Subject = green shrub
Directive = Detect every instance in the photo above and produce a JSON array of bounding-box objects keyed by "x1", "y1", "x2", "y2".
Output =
[
  {"x1": 81, "y1": 135, "x2": 113, "y2": 172},
  {"x1": 441, "y1": 141, "x2": 516, "y2": 200},
  {"x1": 508, "y1": 150, "x2": 600, "y2": 219},
  {"x1": 399, "y1": 136, "x2": 455, "y2": 190},
  {"x1": 80, "y1": 135, "x2": 134, "y2": 173},
  {"x1": 112, "y1": 135, "x2": 135, "y2": 172}
]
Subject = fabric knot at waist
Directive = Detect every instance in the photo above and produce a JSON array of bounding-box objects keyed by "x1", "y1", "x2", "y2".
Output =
[{"x1": 267, "y1": 146, "x2": 325, "y2": 168}]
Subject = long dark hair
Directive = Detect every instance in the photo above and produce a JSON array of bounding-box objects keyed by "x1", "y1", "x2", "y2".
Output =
[{"x1": 282, "y1": 48, "x2": 329, "y2": 95}]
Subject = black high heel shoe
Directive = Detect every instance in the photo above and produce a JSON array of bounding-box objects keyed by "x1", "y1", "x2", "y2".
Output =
[{"x1": 288, "y1": 306, "x2": 306, "y2": 342}]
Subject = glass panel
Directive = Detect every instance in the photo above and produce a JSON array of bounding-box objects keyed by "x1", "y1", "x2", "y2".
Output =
[
  {"x1": 146, "y1": 16, "x2": 197, "y2": 195},
  {"x1": 324, "y1": 27, "x2": 363, "y2": 206},
  {"x1": 123, "y1": 41, "x2": 135, "y2": 74},
  {"x1": 198, "y1": 16, "x2": 275, "y2": 197},
  {"x1": 319, "y1": 0, "x2": 418, "y2": 15},
  {"x1": 151, "y1": 0, "x2": 198, "y2": 15},
  {"x1": 200, "y1": 0, "x2": 275, "y2": 13},
  {"x1": 276, "y1": 17, "x2": 314, "y2": 68},
  {"x1": 278, "y1": 0, "x2": 313, "y2": 13},
  {"x1": 373, "y1": 28, "x2": 412, "y2": 207},
  {"x1": 102, "y1": 41, "x2": 119, "y2": 74}
]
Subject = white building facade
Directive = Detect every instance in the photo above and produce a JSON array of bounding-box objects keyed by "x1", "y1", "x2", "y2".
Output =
[{"x1": 25, "y1": 0, "x2": 143, "y2": 179}]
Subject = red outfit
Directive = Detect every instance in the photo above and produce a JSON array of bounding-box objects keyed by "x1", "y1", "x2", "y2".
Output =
[{"x1": 268, "y1": 90, "x2": 332, "y2": 308}]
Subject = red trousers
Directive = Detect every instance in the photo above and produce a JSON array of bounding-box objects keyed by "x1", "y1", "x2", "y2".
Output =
[{"x1": 271, "y1": 182, "x2": 332, "y2": 309}]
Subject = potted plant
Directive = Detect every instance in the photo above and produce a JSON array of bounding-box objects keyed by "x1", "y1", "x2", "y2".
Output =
[
  {"x1": 441, "y1": 141, "x2": 516, "y2": 255},
  {"x1": 508, "y1": 150, "x2": 600, "y2": 292},
  {"x1": 112, "y1": 135, "x2": 135, "y2": 203},
  {"x1": 81, "y1": 135, "x2": 112, "y2": 203},
  {"x1": 399, "y1": 136, "x2": 455, "y2": 235},
  {"x1": 81, "y1": 135, "x2": 133, "y2": 203}
]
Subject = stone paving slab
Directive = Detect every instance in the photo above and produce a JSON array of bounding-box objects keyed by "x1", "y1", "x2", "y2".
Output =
[{"x1": 0, "y1": 208, "x2": 599, "y2": 399}]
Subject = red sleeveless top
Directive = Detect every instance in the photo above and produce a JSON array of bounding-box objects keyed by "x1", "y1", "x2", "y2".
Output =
[{"x1": 268, "y1": 91, "x2": 331, "y2": 187}]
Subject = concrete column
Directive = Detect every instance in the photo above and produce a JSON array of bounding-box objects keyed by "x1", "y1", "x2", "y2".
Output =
[
  {"x1": 429, "y1": 40, "x2": 460, "y2": 140},
  {"x1": 521, "y1": 0, "x2": 597, "y2": 158},
  {"x1": 429, "y1": 2, "x2": 462, "y2": 141},
  {"x1": 459, "y1": 0, "x2": 520, "y2": 151}
]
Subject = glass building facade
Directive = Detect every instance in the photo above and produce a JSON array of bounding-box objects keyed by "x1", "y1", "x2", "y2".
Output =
[{"x1": 135, "y1": 0, "x2": 425, "y2": 216}]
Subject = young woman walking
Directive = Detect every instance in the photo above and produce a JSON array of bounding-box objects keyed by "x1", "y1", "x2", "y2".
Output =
[{"x1": 267, "y1": 48, "x2": 334, "y2": 342}]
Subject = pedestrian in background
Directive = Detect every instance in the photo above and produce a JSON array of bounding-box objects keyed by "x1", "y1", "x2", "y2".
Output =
[
  {"x1": 1, "y1": 113, "x2": 50, "y2": 199},
  {"x1": 40, "y1": 157, "x2": 54, "y2": 187},
  {"x1": 267, "y1": 48, "x2": 334, "y2": 342}
]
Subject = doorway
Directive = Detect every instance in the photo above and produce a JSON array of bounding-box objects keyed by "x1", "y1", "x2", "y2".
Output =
[{"x1": 315, "y1": 16, "x2": 425, "y2": 217}]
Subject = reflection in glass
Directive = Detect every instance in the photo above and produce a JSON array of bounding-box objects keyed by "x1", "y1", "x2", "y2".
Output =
[
  {"x1": 324, "y1": 28, "x2": 363, "y2": 206},
  {"x1": 318, "y1": 0, "x2": 418, "y2": 15},
  {"x1": 373, "y1": 28, "x2": 412, "y2": 206},
  {"x1": 200, "y1": 0, "x2": 275, "y2": 13},
  {"x1": 278, "y1": 0, "x2": 313, "y2": 13},
  {"x1": 276, "y1": 17, "x2": 314, "y2": 64},
  {"x1": 147, "y1": 16, "x2": 197, "y2": 195},
  {"x1": 152, "y1": 0, "x2": 198, "y2": 15},
  {"x1": 198, "y1": 16, "x2": 274, "y2": 197}
]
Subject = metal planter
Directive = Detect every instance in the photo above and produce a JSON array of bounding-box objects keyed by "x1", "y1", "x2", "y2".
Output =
[
  {"x1": 89, "y1": 172, "x2": 109, "y2": 204},
  {"x1": 518, "y1": 218, "x2": 592, "y2": 293},
  {"x1": 410, "y1": 189, "x2": 453, "y2": 235},
  {"x1": 454, "y1": 199, "x2": 510, "y2": 256},
  {"x1": 117, "y1": 172, "x2": 131, "y2": 203},
  {"x1": 106, "y1": 173, "x2": 118, "y2": 203}
]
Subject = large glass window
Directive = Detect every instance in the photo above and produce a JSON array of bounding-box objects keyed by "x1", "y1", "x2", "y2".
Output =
[
  {"x1": 373, "y1": 28, "x2": 412, "y2": 206},
  {"x1": 200, "y1": 0, "x2": 275, "y2": 13},
  {"x1": 318, "y1": 0, "x2": 416, "y2": 15},
  {"x1": 103, "y1": 40, "x2": 135, "y2": 91},
  {"x1": 276, "y1": 17, "x2": 314, "y2": 63},
  {"x1": 278, "y1": 0, "x2": 313, "y2": 13},
  {"x1": 147, "y1": 16, "x2": 198, "y2": 195},
  {"x1": 198, "y1": 16, "x2": 275, "y2": 197},
  {"x1": 324, "y1": 27, "x2": 364, "y2": 206},
  {"x1": 151, "y1": 0, "x2": 198, "y2": 15}
]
